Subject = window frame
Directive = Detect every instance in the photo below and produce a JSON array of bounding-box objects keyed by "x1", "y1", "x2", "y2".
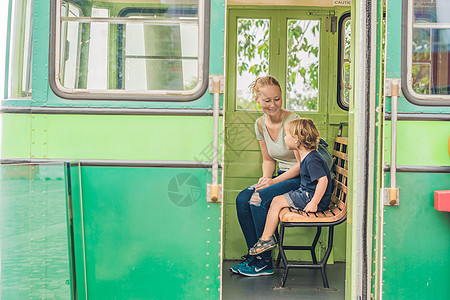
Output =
[
  {"x1": 49, "y1": 0, "x2": 210, "y2": 101},
  {"x1": 401, "y1": 0, "x2": 450, "y2": 106},
  {"x1": 227, "y1": 8, "x2": 329, "y2": 116},
  {"x1": 337, "y1": 13, "x2": 351, "y2": 111},
  {"x1": 7, "y1": 0, "x2": 33, "y2": 99}
]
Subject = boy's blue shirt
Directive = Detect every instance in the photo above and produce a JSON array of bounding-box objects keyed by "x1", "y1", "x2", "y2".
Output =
[{"x1": 299, "y1": 150, "x2": 332, "y2": 205}]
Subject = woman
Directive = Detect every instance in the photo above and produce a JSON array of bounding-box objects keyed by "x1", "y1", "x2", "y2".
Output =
[{"x1": 231, "y1": 75, "x2": 301, "y2": 277}]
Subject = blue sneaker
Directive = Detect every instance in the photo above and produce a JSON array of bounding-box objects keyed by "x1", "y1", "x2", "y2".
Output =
[
  {"x1": 230, "y1": 255, "x2": 253, "y2": 274},
  {"x1": 238, "y1": 256, "x2": 274, "y2": 277}
]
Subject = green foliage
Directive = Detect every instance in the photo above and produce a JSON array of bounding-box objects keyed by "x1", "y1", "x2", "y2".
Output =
[
  {"x1": 236, "y1": 19, "x2": 320, "y2": 111},
  {"x1": 411, "y1": 29, "x2": 431, "y2": 95},
  {"x1": 237, "y1": 19, "x2": 269, "y2": 76},
  {"x1": 412, "y1": 64, "x2": 430, "y2": 94},
  {"x1": 286, "y1": 21, "x2": 320, "y2": 110}
]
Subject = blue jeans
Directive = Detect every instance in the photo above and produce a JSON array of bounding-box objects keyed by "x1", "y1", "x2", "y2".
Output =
[{"x1": 236, "y1": 171, "x2": 301, "y2": 259}]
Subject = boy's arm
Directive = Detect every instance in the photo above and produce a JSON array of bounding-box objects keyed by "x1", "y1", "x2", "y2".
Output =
[{"x1": 303, "y1": 176, "x2": 328, "y2": 213}]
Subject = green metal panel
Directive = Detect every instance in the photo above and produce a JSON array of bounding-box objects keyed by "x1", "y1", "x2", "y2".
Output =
[
  {"x1": 32, "y1": 0, "x2": 50, "y2": 102},
  {"x1": 0, "y1": 163, "x2": 71, "y2": 299},
  {"x1": 384, "y1": 121, "x2": 450, "y2": 166},
  {"x1": 381, "y1": 0, "x2": 450, "y2": 298},
  {"x1": 69, "y1": 166, "x2": 220, "y2": 299},
  {"x1": 383, "y1": 173, "x2": 450, "y2": 300},
  {"x1": 31, "y1": 114, "x2": 49, "y2": 159},
  {"x1": 1, "y1": 114, "x2": 31, "y2": 158},
  {"x1": 2, "y1": 114, "x2": 222, "y2": 161}
]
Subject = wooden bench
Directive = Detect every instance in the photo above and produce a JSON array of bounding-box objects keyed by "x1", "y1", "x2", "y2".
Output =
[{"x1": 276, "y1": 137, "x2": 348, "y2": 288}]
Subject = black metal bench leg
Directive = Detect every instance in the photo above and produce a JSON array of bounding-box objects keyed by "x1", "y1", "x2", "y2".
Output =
[
  {"x1": 310, "y1": 227, "x2": 321, "y2": 264},
  {"x1": 274, "y1": 229, "x2": 281, "y2": 268},
  {"x1": 278, "y1": 224, "x2": 289, "y2": 287},
  {"x1": 319, "y1": 226, "x2": 335, "y2": 288}
]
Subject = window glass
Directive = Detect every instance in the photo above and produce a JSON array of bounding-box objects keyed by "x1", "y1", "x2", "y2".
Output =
[
  {"x1": 8, "y1": 0, "x2": 33, "y2": 98},
  {"x1": 121, "y1": 9, "x2": 198, "y2": 91},
  {"x1": 408, "y1": 0, "x2": 450, "y2": 98},
  {"x1": 339, "y1": 17, "x2": 351, "y2": 109},
  {"x1": 235, "y1": 18, "x2": 270, "y2": 110},
  {"x1": 286, "y1": 20, "x2": 320, "y2": 112},
  {"x1": 60, "y1": 1, "x2": 81, "y2": 89},
  {"x1": 54, "y1": 0, "x2": 206, "y2": 100}
]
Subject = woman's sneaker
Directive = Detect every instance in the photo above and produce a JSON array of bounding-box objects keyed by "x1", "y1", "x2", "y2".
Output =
[
  {"x1": 238, "y1": 256, "x2": 274, "y2": 277},
  {"x1": 230, "y1": 255, "x2": 253, "y2": 274}
]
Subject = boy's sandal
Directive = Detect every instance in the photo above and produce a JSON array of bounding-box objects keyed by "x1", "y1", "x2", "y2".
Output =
[{"x1": 249, "y1": 237, "x2": 277, "y2": 255}]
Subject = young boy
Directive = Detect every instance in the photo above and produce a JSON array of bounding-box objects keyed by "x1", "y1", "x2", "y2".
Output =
[{"x1": 248, "y1": 118, "x2": 332, "y2": 255}]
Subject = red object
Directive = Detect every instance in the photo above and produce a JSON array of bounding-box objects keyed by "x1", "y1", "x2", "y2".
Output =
[{"x1": 434, "y1": 190, "x2": 450, "y2": 212}]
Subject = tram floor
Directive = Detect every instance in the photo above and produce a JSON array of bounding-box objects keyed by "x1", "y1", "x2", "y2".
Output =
[{"x1": 222, "y1": 260, "x2": 345, "y2": 300}]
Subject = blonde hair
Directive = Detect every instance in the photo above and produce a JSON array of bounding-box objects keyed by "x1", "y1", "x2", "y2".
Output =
[
  {"x1": 249, "y1": 75, "x2": 281, "y2": 100},
  {"x1": 285, "y1": 118, "x2": 320, "y2": 150}
]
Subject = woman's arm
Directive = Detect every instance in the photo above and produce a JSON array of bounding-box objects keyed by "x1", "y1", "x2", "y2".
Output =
[
  {"x1": 271, "y1": 150, "x2": 301, "y2": 184},
  {"x1": 255, "y1": 144, "x2": 300, "y2": 191},
  {"x1": 303, "y1": 176, "x2": 328, "y2": 212},
  {"x1": 258, "y1": 140, "x2": 276, "y2": 178}
]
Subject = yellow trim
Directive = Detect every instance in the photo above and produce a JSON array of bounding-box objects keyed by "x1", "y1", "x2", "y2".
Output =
[{"x1": 448, "y1": 135, "x2": 450, "y2": 159}]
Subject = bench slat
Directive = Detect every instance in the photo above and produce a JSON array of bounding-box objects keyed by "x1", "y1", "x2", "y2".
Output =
[
  {"x1": 332, "y1": 150, "x2": 348, "y2": 161},
  {"x1": 335, "y1": 199, "x2": 346, "y2": 210},
  {"x1": 333, "y1": 179, "x2": 348, "y2": 194},
  {"x1": 334, "y1": 164, "x2": 348, "y2": 177},
  {"x1": 280, "y1": 206, "x2": 347, "y2": 223},
  {"x1": 335, "y1": 137, "x2": 348, "y2": 145}
]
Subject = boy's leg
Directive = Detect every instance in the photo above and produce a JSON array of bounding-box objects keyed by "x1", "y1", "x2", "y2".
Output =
[
  {"x1": 260, "y1": 195, "x2": 290, "y2": 240},
  {"x1": 250, "y1": 177, "x2": 301, "y2": 240}
]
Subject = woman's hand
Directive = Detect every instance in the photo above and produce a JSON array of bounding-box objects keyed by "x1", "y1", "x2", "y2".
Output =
[{"x1": 255, "y1": 177, "x2": 275, "y2": 191}]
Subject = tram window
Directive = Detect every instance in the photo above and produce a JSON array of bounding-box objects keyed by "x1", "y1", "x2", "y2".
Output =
[
  {"x1": 60, "y1": 1, "x2": 81, "y2": 89},
  {"x1": 286, "y1": 20, "x2": 320, "y2": 112},
  {"x1": 50, "y1": 0, "x2": 209, "y2": 101},
  {"x1": 337, "y1": 16, "x2": 351, "y2": 110},
  {"x1": 236, "y1": 18, "x2": 270, "y2": 110},
  {"x1": 403, "y1": 0, "x2": 450, "y2": 104},
  {"x1": 7, "y1": 0, "x2": 33, "y2": 98}
]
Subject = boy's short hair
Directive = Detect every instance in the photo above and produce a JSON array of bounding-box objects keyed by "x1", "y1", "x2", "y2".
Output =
[{"x1": 285, "y1": 118, "x2": 320, "y2": 150}]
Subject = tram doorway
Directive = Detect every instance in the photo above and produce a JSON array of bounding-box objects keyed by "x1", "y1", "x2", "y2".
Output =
[{"x1": 222, "y1": 4, "x2": 350, "y2": 297}]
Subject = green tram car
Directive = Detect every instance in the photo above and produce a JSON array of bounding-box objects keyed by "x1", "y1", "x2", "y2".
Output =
[{"x1": 1, "y1": 0, "x2": 449, "y2": 299}]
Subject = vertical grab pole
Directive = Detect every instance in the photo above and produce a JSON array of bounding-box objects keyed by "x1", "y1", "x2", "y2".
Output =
[
  {"x1": 211, "y1": 77, "x2": 220, "y2": 201},
  {"x1": 384, "y1": 79, "x2": 400, "y2": 206},
  {"x1": 390, "y1": 80, "x2": 399, "y2": 205},
  {"x1": 208, "y1": 75, "x2": 223, "y2": 203}
]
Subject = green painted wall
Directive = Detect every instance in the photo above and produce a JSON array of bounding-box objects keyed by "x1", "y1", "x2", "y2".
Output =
[
  {"x1": 384, "y1": 121, "x2": 450, "y2": 166},
  {"x1": 1, "y1": 114, "x2": 31, "y2": 158},
  {"x1": 69, "y1": 166, "x2": 221, "y2": 300},
  {"x1": 2, "y1": 114, "x2": 222, "y2": 161},
  {"x1": 380, "y1": 0, "x2": 450, "y2": 298},
  {"x1": 0, "y1": 164, "x2": 71, "y2": 299},
  {"x1": 383, "y1": 173, "x2": 450, "y2": 300},
  {"x1": 3, "y1": 0, "x2": 226, "y2": 298}
]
